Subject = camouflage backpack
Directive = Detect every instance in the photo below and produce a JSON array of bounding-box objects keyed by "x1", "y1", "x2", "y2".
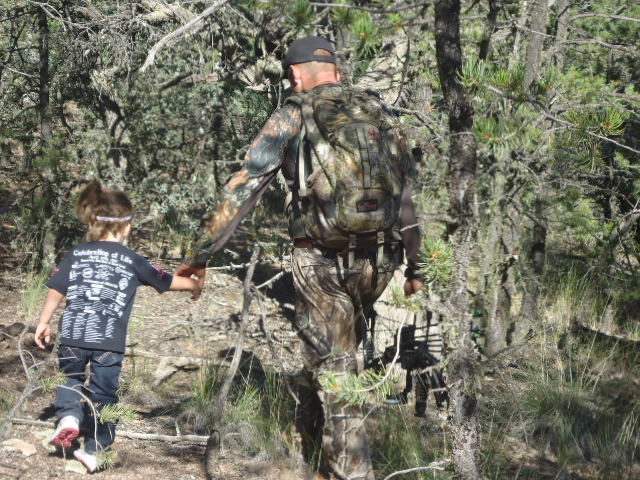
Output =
[{"x1": 286, "y1": 85, "x2": 403, "y2": 263}]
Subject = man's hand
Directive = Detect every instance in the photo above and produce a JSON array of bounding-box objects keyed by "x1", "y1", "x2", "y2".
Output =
[
  {"x1": 174, "y1": 263, "x2": 206, "y2": 300},
  {"x1": 404, "y1": 278, "x2": 424, "y2": 297}
]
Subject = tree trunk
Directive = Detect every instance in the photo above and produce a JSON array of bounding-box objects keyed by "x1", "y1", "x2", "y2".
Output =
[
  {"x1": 434, "y1": 1, "x2": 481, "y2": 478},
  {"x1": 510, "y1": 0, "x2": 530, "y2": 68},
  {"x1": 518, "y1": 187, "x2": 547, "y2": 339},
  {"x1": 38, "y1": 9, "x2": 53, "y2": 145},
  {"x1": 552, "y1": 0, "x2": 570, "y2": 69},
  {"x1": 479, "y1": 159, "x2": 508, "y2": 354},
  {"x1": 36, "y1": 7, "x2": 56, "y2": 271},
  {"x1": 524, "y1": 0, "x2": 549, "y2": 88},
  {"x1": 478, "y1": 0, "x2": 499, "y2": 60},
  {"x1": 95, "y1": 90, "x2": 129, "y2": 187}
]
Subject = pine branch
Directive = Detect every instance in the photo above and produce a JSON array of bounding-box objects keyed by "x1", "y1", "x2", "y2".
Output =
[{"x1": 485, "y1": 85, "x2": 640, "y2": 156}]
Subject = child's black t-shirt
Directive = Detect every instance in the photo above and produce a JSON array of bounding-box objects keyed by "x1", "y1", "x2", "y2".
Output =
[{"x1": 46, "y1": 241, "x2": 173, "y2": 353}]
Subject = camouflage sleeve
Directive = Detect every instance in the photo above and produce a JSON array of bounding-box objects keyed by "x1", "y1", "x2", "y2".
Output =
[
  {"x1": 185, "y1": 105, "x2": 302, "y2": 268},
  {"x1": 400, "y1": 177, "x2": 423, "y2": 280},
  {"x1": 396, "y1": 132, "x2": 423, "y2": 281}
]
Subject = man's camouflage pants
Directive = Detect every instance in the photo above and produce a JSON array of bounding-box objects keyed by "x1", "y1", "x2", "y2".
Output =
[{"x1": 292, "y1": 244, "x2": 399, "y2": 480}]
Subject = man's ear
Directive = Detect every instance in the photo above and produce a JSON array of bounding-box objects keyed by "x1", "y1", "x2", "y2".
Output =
[{"x1": 289, "y1": 65, "x2": 302, "y2": 88}]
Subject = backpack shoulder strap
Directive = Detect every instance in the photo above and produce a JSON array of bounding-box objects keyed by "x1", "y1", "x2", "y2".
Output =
[
  {"x1": 288, "y1": 92, "x2": 324, "y2": 148},
  {"x1": 284, "y1": 93, "x2": 315, "y2": 198}
]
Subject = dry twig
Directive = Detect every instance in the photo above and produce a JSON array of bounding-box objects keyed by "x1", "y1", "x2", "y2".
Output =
[
  {"x1": 140, "y1": 0, "x2": 229, "y2": 72},
  {"x1": 11, "y1": 418, "x2": 209, "y2": 444}
]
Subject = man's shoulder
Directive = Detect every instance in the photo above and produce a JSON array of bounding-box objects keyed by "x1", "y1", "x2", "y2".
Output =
[{"x1": 266, "y1": 102, "x2": 302, "y2": 131}]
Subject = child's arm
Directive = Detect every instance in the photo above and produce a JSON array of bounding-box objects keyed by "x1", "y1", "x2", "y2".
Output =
[
  {"x1": 169, "y1": 275, "x2": 202, "y2": 300},
  {"x1": 35, "y1": 289, "x2": 65, "y2": 349}
]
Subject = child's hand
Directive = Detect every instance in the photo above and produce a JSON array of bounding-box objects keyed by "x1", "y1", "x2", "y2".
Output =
[
  {"x1": 36, "y1": 289, "x2": 64, "y2": 349},
  {"x1": 35, "y1": 322, "x2": 51, "y2": 350},
  {"x1": 169, "y1": 273, "x2": 203, "y2": 300},
  {"x1": 191, "y1": 282, "x2": 202, "y2": 301},
  {"x1": 174, "y1": 263, "x2": 206, "y2": 292}
]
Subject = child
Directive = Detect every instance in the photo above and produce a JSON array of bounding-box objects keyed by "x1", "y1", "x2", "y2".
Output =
[{"x1": 35, "y1": 180, "x2": 200, "y2": 473}]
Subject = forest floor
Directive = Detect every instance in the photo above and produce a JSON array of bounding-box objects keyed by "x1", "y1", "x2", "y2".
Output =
[
  {"x1": 0, "y1": 221, "x2": 636, "y2": 479},
  {"x1": 0, "y1": 217, "x2": 317, "y2": 479}
]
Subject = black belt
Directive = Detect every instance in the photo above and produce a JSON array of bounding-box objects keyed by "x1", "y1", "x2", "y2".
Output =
[{"x1": 293, "y1": 238, "x2": 316, "y2": 249}]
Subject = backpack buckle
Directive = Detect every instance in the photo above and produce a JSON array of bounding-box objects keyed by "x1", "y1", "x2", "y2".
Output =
[
  {"x1": 341, "y1": 234, "x2": 357, "y2": 276},
  {"x1": 376, "y1": 231, "x2": 385, "y2": 268}
]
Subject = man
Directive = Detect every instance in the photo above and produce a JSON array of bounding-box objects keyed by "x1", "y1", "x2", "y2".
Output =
[{"x1": 175, "y1": 36, "x2": 423, "y2": 480}]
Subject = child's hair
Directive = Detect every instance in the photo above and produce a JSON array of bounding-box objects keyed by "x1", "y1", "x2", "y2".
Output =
[{"x1": 77, "y1": 181, "x2": 133, "y2": 241}]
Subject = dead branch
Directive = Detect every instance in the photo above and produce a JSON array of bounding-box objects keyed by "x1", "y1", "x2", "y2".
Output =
[
  {"x1": 258, "y1": 311, "x2": 299, "y2": 405},
  {"x1": 211, "y1": 246, "x2": 260, "y2": 424},
  {"x1": 205, "y1": 246, "x2": 260, "y2": 478},
  {"x1": 605, "y1": 210, "x2": 640, "y2": 252},
  {"x1": 140, "y1": 0, "x2": 229, "y2": 72},
  {"x1": 568, "y1": 13, "x2": 640, "y2": 24},
  {"x1": 0, "y1": 327, "x2": 43, "y2": 440},
  {"x1": 10, "y1": 418, "x2": 209, "y2": 444},
  {"x1": 255, "y1": 271, "x2": 284, "y2": 290},
  {"x1": 1, "y1": 65, "x2": 37, "y2": 78},
  {"x1": 557, "y1": 38, "x2": 639, "y2": 57},
  {"x1": 351, "y1": 318, "x2": 405, "y2": 394},
  {"x1": 571, "y1": 320, "x2": 640, "y2": 354},
  {"x1": 382, "y1": 459, "x2": 452, "y2": 479},
  {"x1": 141, "y1": 0, "x2": 195, "y2": 23},
  {"x1": 206, "y1": 262, "x2": 251, "y2": 271},
  {"x1": 309, "y1": 1, "x2": 430, "y2": 14}
]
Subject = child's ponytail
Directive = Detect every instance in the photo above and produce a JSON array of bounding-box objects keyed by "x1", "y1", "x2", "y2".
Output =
[
  {"x1": 76, "y1": 180, "x2": 103, "y2": 225},
  {"x1": 77, "y1": 180, "x2": 133, "y2": 241}
]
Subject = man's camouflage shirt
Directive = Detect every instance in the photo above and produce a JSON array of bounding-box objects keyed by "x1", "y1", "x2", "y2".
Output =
[{"x1": 185, "y1": 85, "x2": 422, "y2": 279}]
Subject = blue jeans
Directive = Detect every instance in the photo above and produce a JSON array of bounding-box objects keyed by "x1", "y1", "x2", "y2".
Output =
[{"x1": 54, "y1": 345, "x2": 124, "y2": 453}]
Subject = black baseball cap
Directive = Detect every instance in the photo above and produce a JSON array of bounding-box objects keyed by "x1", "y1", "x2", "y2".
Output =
[{"x1": 282, "y1": 36, "x2": 336, "y2": 72}]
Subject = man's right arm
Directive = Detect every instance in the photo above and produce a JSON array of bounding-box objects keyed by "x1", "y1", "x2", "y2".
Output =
[{"x1": 176, "y1": 105, "x2": 302, "y2": 281}]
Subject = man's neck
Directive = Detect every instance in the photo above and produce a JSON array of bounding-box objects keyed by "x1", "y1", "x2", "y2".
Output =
[
  {"x1": 311, "y1": 81, "x2": 339, "y2": 90},
  {"x1": 305, "y1": 72, "x2": 340, "y2": 91}
]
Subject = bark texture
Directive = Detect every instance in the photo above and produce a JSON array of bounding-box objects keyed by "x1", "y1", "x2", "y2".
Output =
[
  {"x1": 524, "y1": 0, "x2": 549, "y2": 88},
  {"x1": 518, "y1": 189, "x2": 547, "y2": 339},
  {"x1": 434, "y1": 1, "x2": 481, "y2": 478},
  {"x1": 36, "y1": 7, "x2": 56, "y2": 270}
]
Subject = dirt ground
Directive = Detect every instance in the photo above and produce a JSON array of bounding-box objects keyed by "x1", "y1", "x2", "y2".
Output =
[
  {"x1": 1, "y1": 221, "x2": 618, "y2": 480},
  {"x1": 0, "y1": 217, "x2": 317, "y2": 480}
]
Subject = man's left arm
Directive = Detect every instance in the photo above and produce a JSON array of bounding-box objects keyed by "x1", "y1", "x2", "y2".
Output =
[{"x1": 396, "y1": 135, "x2": 424, "y2": 296}]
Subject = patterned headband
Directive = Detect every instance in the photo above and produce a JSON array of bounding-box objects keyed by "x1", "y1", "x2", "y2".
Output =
[{"x1": 95, "y1": 215, "x2": 132, "y2": 222}]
